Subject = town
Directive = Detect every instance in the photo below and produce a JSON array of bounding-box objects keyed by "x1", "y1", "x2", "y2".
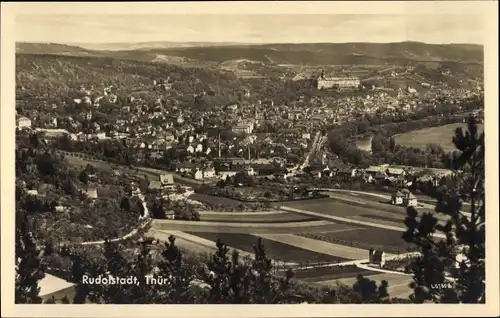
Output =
[{"x1": 14, "y1": 37, "x2": 485, "y2": 304}]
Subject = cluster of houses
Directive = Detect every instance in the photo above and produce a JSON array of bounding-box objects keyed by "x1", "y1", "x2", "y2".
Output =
[
  {"x1": 175, "y1": 157, "x2": 287, "y2": 181},
  {"x1": 314, "y1": 163, "x2": 453, "y2": 186}
]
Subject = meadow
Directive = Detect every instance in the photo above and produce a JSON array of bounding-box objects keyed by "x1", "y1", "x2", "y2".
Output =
[
  {"x1": 394, "y1": 123, "x2": 484, "y2": 152},
  {"x1": 297, "y1": 226, "x2": 417, "y2": 254},
  {"x1": 186, "y1": 232, "x2": 348, "y2": 264}
]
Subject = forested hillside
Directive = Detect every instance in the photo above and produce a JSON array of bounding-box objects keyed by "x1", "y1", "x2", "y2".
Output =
[
  {"x1": 16, "y1": 42, "x2": 484, "y2": 66},
  {"x1": 16, "y1": 53, "x2": 245, "y2": 109}
]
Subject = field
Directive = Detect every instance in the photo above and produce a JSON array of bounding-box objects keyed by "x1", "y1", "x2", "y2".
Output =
[
  {"x1": 153, "y1": 219, "x2": 357, "y2": 234},
  {"x1": 394, "y1": 123, "x2": 484, "y2": 152},
  {"x1": 287, "y1": 266, "x2": 379, "y2": 282},
  {"x1": 282, "y1": 198, "x2": 407, "y2": 224},
  {"x1": 298, "y1": 226, "x2": 416, "y2": 254},
  {"x1": 200, "y1": 212, "x2": 318, "y2": 223},
  {"x1": 189, "y1": 193, "x2": 247, "y2": 207},
  {"x1": 186, "y1": 232, "x2": 348, "y2": 264}
]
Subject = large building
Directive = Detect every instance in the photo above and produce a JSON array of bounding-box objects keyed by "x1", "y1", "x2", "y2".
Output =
[
  {"x1": 16, "y1": 116, "x2": 31, "y2": 129},
  {"x1": 231, "y1": 120, "x2": 254, "y2": 134},
  {"x1": 317, "y1": 71, "x2": 360, "y2": 90}
]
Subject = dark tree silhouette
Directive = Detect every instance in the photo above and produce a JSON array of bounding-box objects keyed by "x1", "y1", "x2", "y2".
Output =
[
  {"x1": 15, "y1": 213, "x2": 45, "y2": 304},
  {"x1": 403, "y1": 117, "x2": 485, "y2": 303}
]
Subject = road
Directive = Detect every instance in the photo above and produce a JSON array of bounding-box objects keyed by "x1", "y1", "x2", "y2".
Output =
[{"x1": 288, "y1": 131, "x2": 324, "y2": 176}]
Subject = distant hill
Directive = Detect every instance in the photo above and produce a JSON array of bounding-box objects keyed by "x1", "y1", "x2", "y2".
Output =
[
  {"x1": 16, "y1": 41, "x2": 484, "y2": 67},
  {"x1": 15, "y1": 53, "x2": 244, "y2": 110},
  {"x1": 16, "y1": 42, "x2": 94, "y2": 56},
  {"x1": 72, "y1": 41, "x2": 256, "y2": 51},
  {"x1": 149, "y1": 42, "x2": 484, "y2": 65}
]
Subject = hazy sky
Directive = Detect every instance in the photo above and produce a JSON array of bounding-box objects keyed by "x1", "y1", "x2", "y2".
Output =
[{"x1": 15, "y1": 14, "x2": 484, "y2": 45}]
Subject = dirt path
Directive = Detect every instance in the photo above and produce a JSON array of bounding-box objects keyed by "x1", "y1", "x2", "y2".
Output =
[
  {"x1": 199, "y1": 210, "x2": 287, "y2": 216},
  {"x1": 152, "y1": 219, "x2": 332, "y2": 228}
]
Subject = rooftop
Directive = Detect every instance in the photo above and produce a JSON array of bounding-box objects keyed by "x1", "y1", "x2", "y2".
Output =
[{"x1": 38, "y1": 274, "x2": 75, "y2": 297}]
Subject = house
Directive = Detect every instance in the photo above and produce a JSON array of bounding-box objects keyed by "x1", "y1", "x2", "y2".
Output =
[
  {"x1": 401, "y1": 189, "x2": 418, "y2": 207},
  {"x1": 218, "y1": 170, "x2": 239, "y2": 180},
  {"x1": 38, "y1": 273, "x2": 76, "y2": 303},
  {"x1": 369, "y1": 249, "x2": 386, "y2": 268},
  {"x1": 26, "y1": 189, "x2": 38, "y2": 196},
  {"x1": 17, "y1": 116, "x2": 32, "y2": 129},
  {"x1": 391, "y1": 189, "x2": 418, "y2": 207},
  {"x1": 232, "y1": 120, "x2": 254, "y2": 134},
  {"x1": 373, "y1": 172, "x2": 388, "y2": 183},
  {"x1": 203, "y1": 167, "x2": 216, "y2": 179},
  {"x1": 391, "y1": 190, "x2": 404, "y2": 205},
  {"x1": 164, "y1": 133, "x2": 176, "y2": 143},
  {"x1": 386, "y1": 167, "x2": 406, "y2": 178},
  {"x1": 54, "y1": 205, "x2": 68, "y2": 213},
  {"x1": 195, "y1": 144, "x2": 203, "y2": 153},
  {"x1": 194, "y1": 169, "x2": 204, "y2": 180},
  {"x1": 159, "y1": 174, "x2": 174, "y2": 189},
  {"x1": 83, "y1": 187, "x2": 98, "y2": 200},
  {"x1": 87, "y1": 173, "x2": 98, "y2": 182},
  {"x1": 175, "y1": 162, "x2": 198, "y2": 173},
  {"x1": 245, "y1": 166, "x2": 256, "y2": 176},
  {"x1": 364, "y1": 166, "x2": 381, "y2": 176},
  {"x1": 164, "y1": 209, "x2": 175, "y2": 220},
  {"x1": 148, "y1": 181, "x2": 163, "y2": 191},
  {"x1": 335, "y1": 168, "x2": 356, "y2": 180}
]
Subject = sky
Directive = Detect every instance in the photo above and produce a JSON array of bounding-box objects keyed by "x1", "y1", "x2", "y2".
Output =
[{"x1": 15, "y1": 14, "x2": 484, "y2": 45}]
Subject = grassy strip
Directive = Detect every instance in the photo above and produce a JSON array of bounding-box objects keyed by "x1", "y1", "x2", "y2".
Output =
[
  {"x1": 186, "y1": 232, "x2": 347, "y2": 265},
  {"x1": 296, "y1": 229, "x2": 418, "y2": 255}
]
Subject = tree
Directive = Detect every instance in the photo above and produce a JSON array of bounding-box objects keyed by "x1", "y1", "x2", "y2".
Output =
[
  {"x1": 79, "y1": 170, "x2": 89, "y2": 184},
  {"x1": 15, "y1": 213, "x2": 45, "y2": 304},
  {"x1": 101, "y1": 240, "x2": 134, "y2": 304},
  {"x1": 351, "y1": 274, "x2": 379, "y2": 303},
  {"x1": 129, "y1": 243, "x2": 155, "y2": 303},
  {"x1": 156, "y1": 236, "x2": 194, "y2": 303},
  {"x1": 61, "y1": 295, "x2": 70, "y2": 304},
  {"x1": 249, "y1": 237, "x2": 277, "y2": 304},
  {"x1": 120, "y1": 197, "x2": 131, "y2": 212},
  {"x1": 403, "y1": 117, "x2": 485, "y2": 303},
  {"x1": 205, "y1": 239, "x2": 235, "y2": 303},
  {"x1": 389, "y1": 136, "x2": 396, "y2": 152}
]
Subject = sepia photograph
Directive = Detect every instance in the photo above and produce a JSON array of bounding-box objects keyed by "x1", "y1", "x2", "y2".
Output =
[{"x1": 1, "y1": 1, "x2": 498, "y2": 317}]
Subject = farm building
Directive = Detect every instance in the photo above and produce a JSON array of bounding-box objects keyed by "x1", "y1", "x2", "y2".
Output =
[
  {"x1": 165, "y1": 209, "x2": 175, "y2": 220},
  {"x1": 391, "y1": 189, "x2": 418, "y2": 207},
  {"x1": 148, "y1": 181, "x2": 163, "y2": 191},
  {"x1": 159, "y1": 173, "x2": 175, "y2": 190},
  {"x1": 16, "y1": 116, "x2": 32, "y2": 129},
  {"x1": 369, "y1": 249, "x2": 386, "y2": 268},
  {"x1": 82, "y1": 187, "x2": 98, "y2": 200}
]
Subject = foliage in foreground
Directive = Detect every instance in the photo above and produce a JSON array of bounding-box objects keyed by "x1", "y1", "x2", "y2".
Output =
[{"x1": 403, "y1": 117, "x2": 485, "y2": 303}]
